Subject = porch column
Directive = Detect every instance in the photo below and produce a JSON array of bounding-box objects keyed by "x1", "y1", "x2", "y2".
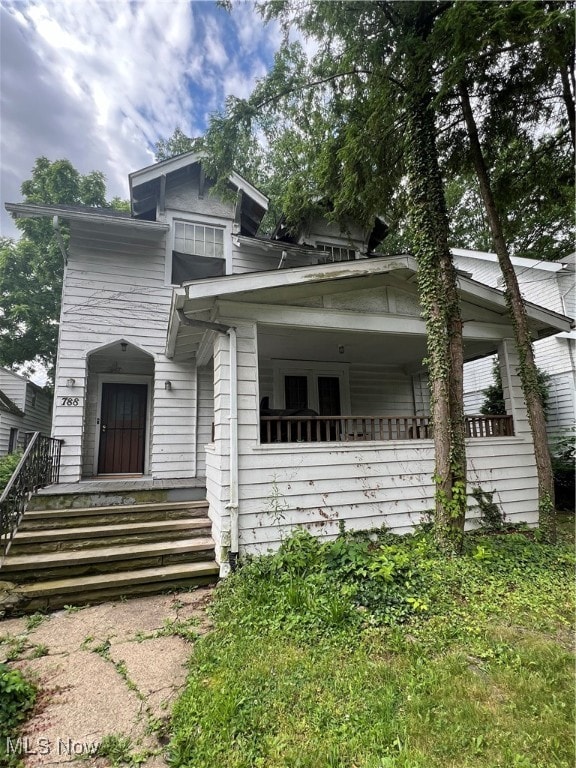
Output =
[
  {"x1": 208, "y1": 322, "x2": 259, "y2": 571},
  {"x1": 497, "y1": 338, "x2": 531, "y2": 438}
]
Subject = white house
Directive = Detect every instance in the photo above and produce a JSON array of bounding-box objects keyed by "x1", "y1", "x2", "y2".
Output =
[
  {"x1": 0, "y1": 367, "x2": 52, "y2": 455},
  {"x1": 452, "y1": 249, "x2": 576, "y2": 441},
  {"x1": 5, "y1": 152, "x2": 572, "y2": 574}
]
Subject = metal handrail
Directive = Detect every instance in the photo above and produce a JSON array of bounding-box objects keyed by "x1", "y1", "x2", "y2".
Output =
[{"x1": 0, "y1": 432, "x2": 63, "y2": 561}]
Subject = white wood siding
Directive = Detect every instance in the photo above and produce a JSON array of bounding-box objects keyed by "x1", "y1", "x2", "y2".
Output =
[
  {"x1": 0, "y1": 371, "x2": 51, "y2": 440},
  {"x1": 196, "y1": 363, "x2": 214, "y2": 479},
  {"x1": 349, "y1": 366, "x2": 419, "y2": 415},
  {"x1": 54, "y1": 223, "x2": 198, "y2": 481},
  {"x1": 231, "y1": 241, "x2": 316, "y2": 274},
  {"x1": 0, "y1": 369, "x2": 26, "y2": 410},
  {"x1": 151, "y1": 358, "x2": 197, "y2": 478},
  {"x1": 455, "y1": 252, "x2": 575, "y2": 434},
  {"x1": 546, "y1": 371, "x2": 576, "y2": 437},
  {"x1": 0, "y1": 412, "x2": 24, "y2": 455},
  {"x1": 22, "y1": 386, "x2": 52, "y2": 436},
  {"x1": 207, "y1": 326, "x2": 537, "y2": 559}
]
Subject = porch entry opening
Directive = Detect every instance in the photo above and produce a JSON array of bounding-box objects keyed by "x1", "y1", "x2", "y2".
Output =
[{"x1": 97, "y1": 383, "x2": 147, "y2": 474}]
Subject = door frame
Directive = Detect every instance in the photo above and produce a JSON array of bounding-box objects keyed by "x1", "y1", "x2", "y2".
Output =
[{"x1": 93, "y1": 374, "x2": 152, "y2": 476}]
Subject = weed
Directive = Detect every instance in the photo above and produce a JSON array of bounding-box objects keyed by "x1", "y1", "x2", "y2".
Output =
[
  {"x1": 91, "y1": 638, "x2": 111, "y2": 657},
  {"x1": 4, "y1": 636, "x2": 27, "y2": 662},
  {"x1": 63, "y1": 604, "x2": 83, "y2": 614},
  {"x1": 29, "y1": 643, "x2": 49, "y2": 659},
  {"x1": 94, "y1": 733, "x2": 133, "y2": 765},
  {"x1": 471, "y1": 487, "x2": 506, "y2": 530},
  {"x1": 156, "y1": 617, "x2": 199, "y2": 642},
  {"x1": 25, "y1": 612, "x2": 47, "y2": 632}
]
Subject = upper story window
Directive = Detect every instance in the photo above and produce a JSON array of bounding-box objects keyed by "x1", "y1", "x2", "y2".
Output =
[
  {"x1": 172, "y1": 221, "x2": 226, "y2": 284},
  {"x1": 174, "y1": 222, "x2": 224, "y2": 259},
  {"x1": 316, "y1": 242, "x2": 356, "y2": 263}
]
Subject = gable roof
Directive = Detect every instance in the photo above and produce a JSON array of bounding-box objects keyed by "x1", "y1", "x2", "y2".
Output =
[
  {"x1": 128, "y1": 151, "x2": 268, "y2": 234},
  {"x1": 0, "y1": 389, "x2": 24, "y2": 417}
]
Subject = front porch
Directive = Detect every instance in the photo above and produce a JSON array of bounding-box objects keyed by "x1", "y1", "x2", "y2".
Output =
[{"x1": 167, "y1": 255, "x2": 571, "y2": 563}]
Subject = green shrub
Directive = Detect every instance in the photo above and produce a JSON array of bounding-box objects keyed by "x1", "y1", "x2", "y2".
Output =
[
  {"x1": 0, "y1": 663, "x2": 37, "y2": 738},
  {"x1": 0, "y1": 453, "x2": 22, "y2": 494},
  {"x1": 551, "y1": 428, "x2": 575, "y2": 512}
]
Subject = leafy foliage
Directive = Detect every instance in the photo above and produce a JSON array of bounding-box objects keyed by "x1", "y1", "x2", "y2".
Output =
[
  {"x1": 0, "y1": 158, "x2": 126, "y2": 379},
  {"x1": 0, "y1": 452, "x2": 22, "y2": 494},
  {"x1": 0, "y1": 663, "x2": 37, "y2": 766},
  {"x1": 481, "y1": 361, "x2": 550, "y2": 416}
]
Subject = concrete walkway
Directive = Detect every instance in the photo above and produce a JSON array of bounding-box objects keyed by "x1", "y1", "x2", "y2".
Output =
[{"x1": 0, "y1": 587, "x2": 214, "y2": 766}]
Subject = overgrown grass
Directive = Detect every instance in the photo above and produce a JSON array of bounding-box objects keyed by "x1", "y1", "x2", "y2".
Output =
[{"x1": 169, "y1": 526, "x2": 575, "y2": 768}]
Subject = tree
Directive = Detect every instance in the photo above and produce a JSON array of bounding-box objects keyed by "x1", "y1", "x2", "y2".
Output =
[
  {"x1": 203, "y1": 1, "x2": 469, "y2": 552},
  {"x1": 436, "y1": 0, "x2": 574, "y2": 539},
  {"x1": 481, "y1": 361, "x2": 550, "y2": 417},
  {"x1": 0, "y1": 158, "x2": 122, "y2": 380},
  {"x1": 154, "y1": 128, "x2": 199, "y2": 161}
]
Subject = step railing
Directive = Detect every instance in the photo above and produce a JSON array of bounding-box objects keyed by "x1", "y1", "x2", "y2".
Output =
[{"x1": 0, "y1": 433, "x2": 63, "y2": 561}]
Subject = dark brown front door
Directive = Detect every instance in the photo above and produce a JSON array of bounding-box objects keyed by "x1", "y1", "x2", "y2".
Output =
[{"x1": 98, "y1": 383, "x2": 147, "y2": 475}]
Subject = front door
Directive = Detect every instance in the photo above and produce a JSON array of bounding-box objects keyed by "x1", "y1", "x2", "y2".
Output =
[{"x1": 97, "y1": 383, "x2": 147, "y2": 475}]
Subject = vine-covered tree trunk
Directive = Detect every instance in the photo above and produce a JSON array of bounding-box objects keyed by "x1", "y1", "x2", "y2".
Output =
[
  {"x1": 406, "y1": 86, "x2": 467, "y2": 554},
  {"x1": 458, "y1": 80, "x2": 556, "y2": 541}
]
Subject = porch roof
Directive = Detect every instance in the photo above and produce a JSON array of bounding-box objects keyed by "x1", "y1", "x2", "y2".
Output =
[{"x1": 166, "y1": 255, "x2": 573, "y2": 360}]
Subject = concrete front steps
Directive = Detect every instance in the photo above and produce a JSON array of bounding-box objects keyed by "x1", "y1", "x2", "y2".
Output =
[{"x1": 2, "y1": 498, "x2": 219, "y2": 612}]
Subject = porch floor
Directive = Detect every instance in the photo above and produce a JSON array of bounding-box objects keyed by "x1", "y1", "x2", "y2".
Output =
[{"x1": 37, "y1": 477, "x2": 207, "y2": 496}]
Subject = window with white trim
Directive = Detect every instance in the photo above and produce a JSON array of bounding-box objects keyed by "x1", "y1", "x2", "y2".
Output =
[
  {"x1": 171, "y1": 220, "x2": 226, "y2": 284},
  {"x1": 174, "y1": 221, "x2": 224, "y2": 259},
  {"x1": 316, "y1": 242, "x2": 356, "y2": 263},
  {"x1": 273, "y1": 362, "x2": 350, "y2": 415}
]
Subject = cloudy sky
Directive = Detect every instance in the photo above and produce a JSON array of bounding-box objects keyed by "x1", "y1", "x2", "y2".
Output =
[{"x1": 0, "y1": 0, "x2": 281, "y2": 238}]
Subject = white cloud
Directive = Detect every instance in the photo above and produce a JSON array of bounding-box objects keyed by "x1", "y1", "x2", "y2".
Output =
[{"x1": 0, "y1": 0, "x2": 279, "y2": 238}]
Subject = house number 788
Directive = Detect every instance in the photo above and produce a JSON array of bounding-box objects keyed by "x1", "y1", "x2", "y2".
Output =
[{"x1": 61, "y1": 397, "x2": 80, "y2": 406}]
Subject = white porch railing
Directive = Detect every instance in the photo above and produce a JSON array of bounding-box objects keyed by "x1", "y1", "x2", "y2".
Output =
[{"x1": 259, "y1": 414, "x2": 514, "y2": 443}]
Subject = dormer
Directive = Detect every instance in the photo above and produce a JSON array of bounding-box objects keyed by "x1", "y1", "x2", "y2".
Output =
[
  {"x1": 129, "y1": 151, "x2": 268, "y2": 285},
  {"x1": 271, "y1": 208, "x2": 388, "y2": 263}
]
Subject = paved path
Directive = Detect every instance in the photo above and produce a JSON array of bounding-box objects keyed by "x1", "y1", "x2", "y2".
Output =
[{"x1": 0, "y1": 587, "x2": 214, "y2": 766}]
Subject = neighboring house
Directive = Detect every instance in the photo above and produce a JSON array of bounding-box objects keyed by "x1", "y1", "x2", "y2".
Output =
[
  {"x1": 452, "y1": 249, "x2": 576, "y2": 441},
  {"x1": 0, "y1": 367, "x2": 53, "y2": 455},
  {"x1": 5, "y1": 152, "x2": 572, "y2": 572}
]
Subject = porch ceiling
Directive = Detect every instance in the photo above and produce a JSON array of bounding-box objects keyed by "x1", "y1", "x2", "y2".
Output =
[{"x1": 258, "y1": 326, "x2": 501, "y2": 369}]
